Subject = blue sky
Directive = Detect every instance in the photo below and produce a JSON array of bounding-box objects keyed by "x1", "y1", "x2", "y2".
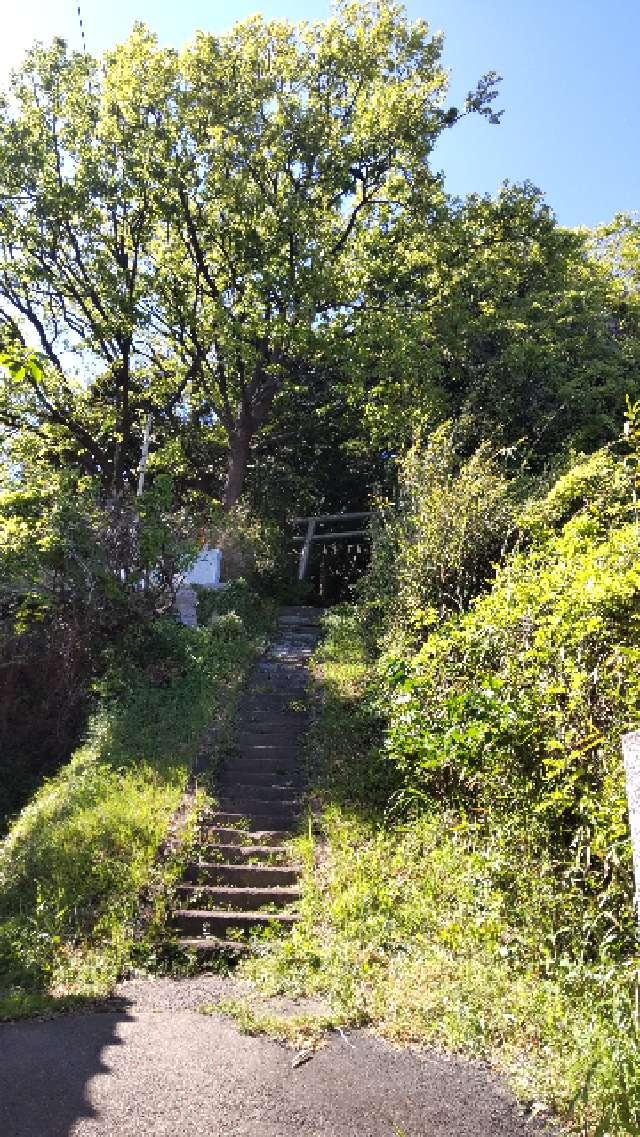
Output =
[{"x1": 2, "y1": 0, "x2": 638, "y2": 228}]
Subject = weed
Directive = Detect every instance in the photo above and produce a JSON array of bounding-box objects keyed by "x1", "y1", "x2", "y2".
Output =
[{"x1": 207, "y1": 997, "x2": 336, "y2": 1049}]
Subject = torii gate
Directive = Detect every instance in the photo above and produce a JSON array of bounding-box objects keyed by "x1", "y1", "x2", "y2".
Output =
[{"x1": 293, "y1": 512, "x2": 373, "y2": 581}]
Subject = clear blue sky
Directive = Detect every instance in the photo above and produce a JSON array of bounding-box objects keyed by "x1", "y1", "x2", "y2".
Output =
[{"x1": 2, "y1": 1, "x2": 638, "y2": 227}]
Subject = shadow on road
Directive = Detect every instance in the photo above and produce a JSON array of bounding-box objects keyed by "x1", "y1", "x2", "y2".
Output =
[{"x1": 0, "y1": 998, "x2": 133, "y2": 1137}]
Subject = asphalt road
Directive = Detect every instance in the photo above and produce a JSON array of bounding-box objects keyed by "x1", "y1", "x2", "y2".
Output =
[{"x1": 0, "y1": 978, "x2": 552, "y2": 1137}]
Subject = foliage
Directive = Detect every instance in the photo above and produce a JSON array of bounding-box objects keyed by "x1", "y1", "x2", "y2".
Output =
[
  {"x1": 353, "y1": 184, "x2": 640, "y2": 464},
  {"x1": 208, "y1": 997, "x2": 336, "y2": 1050},
  {"x1": 204, "y1": 505, "x2": 294, "y2": 596},
  {"x1": 358, "y1": 424, "x2": 518, "y2": 651},
  {"x1": 380, "y1": 444, "x2": 639, "y2": 963},
  {"x1": 0, "y1": 438, "x2": 197, "y2": 822}
]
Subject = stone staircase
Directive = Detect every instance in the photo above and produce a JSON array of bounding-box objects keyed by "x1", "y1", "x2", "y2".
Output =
[{"x1": 169, "y1": 606, "x2": 323, "y2": 962}]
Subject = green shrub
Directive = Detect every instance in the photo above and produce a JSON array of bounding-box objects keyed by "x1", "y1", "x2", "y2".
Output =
[
  {"x1": 381, "y1": 447, "x2": 640, "y2": 959},
  {"x1": 359, "y1": 424, "x2": 518, "y2": 651}
]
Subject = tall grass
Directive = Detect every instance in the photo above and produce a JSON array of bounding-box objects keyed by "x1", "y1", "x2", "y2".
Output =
[{"x1": 0, "y1": 593, "x2": 272, "y2": 1017}]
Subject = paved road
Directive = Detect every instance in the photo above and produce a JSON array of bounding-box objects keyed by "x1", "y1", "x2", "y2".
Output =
[{"x1": 0, "y1": 978, "x2": 551, "y2": 1137}]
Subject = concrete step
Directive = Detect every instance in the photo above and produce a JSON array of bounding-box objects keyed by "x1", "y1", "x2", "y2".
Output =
[
  {"x1": 175, "y1": 884, "x2": 301, "y2": 909},
  {"x1": 226, "y1": 754, "x2": 301, "y2": 771},
  {"x1": 199, "y1": 843, "x2": 293, "y2": 864},
  {"x1": 250, "y1": 688, "x2": 309, "y2": 699},
  {"x1": 208, "y1": 818, "x2": 300, "y2": 834},
  {"x1": 266, "y1": 647, "x2": 317, "y2": 660},
  {"x1": 171, "y1": 908, "x2": 297, "y2": 936},
  {"x1": 278, "y1": 607, "x2": 324, "y2": 624},
  {"x1": 237, "y1": 731, "x2": 303, "y2": 749},
  {"x1": 238, "y1": 695, "x2": 308, "y2": 713},
  {"x1": 176, "y1": 937, "x2": 250, "y2": 957},
  {"x1": 221, "y1": 764, "x2": 302, "y2": 782},
  {"x1": 201, "y1": 812, "x2": 252, "y2": 828},
  {"x1": 234, "y1": 745, "x2": 301, "y2": 764},
  {"x1": 200, "y1": 827, "x2": 293, "y2": 846},
  {"x1": 216, "y1": 796, "x2": 301, "y2": 812},
  {"x1": 218, "y1": 773, "x2": 303, "y2": 791},
  {"x1": 184, "y1": 862, "x2": 301, "y2": 886},
  {"x1": 232, "y1": 719, "x2": 308, "y2": 735},
  {"x1": 217, "y1": 782, "x2": 303, "y2": 800},
  {"x1": 202, "y1": 811, "x2": 300, "y2": 830}
]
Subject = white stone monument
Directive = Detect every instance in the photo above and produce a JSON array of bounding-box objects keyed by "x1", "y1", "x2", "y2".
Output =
[
  {"x1": 622, "y1": 729, "x2": 640, "y2": 926},
  {"x1": 180, "y1": 547, "x2": 222, "y2": 588}
]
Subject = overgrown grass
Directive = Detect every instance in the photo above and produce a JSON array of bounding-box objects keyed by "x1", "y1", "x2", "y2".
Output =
[
  {"x1": 206, "y1": 998, "x2": 336, "y2": 1049},
  {"x1": 0, "y1": 586, "x2": 273, "y2": 1016},
  {"x1": 242, "y1": 609, "x2": 640, "y2": 1137}
]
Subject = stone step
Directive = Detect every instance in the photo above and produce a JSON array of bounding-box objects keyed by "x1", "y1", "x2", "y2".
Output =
[
  {"x1": 176, "y1": 937, "x2": 250, "y2": 958},
  {"x1": 200, "y1": 827, "x2": 293, "y2": 846},
  {"x1": 278, "y1": 607, "x2": 323, "y2": 624},
  {"x1": 268, "y1": 640, "x2": 319, "y2": 651},
  {"x1": 220, "y1": 763, "x2": 302, "y2": 782},
  {"x1": 238, "y1": 694, "x2": 308, "y2": 711},
  {"x1": 215, "y1": 796, "x2": 301, "y2": 813},
  {"x1": 217, "y1": 782, "x2": 303, "y2": 800},
  {"x1": 232, "y1": 719, "x2": 308, "y2": 735},
  {"x1": 249, "y1": 685, "x2": 309, "y2": 698},
  {"x1": 202, "y1": 810, "x2": 300, "y2": 829},
  {"x1": 234, "y1": 747, "x2": 301, "y2": 765},
  {"x1": 210, "y1": 818, "x2": 299, "y2": 834},
  {"x1": 199, "y1": 843, "x2": 292, "y2": 864},
  {"x1": 171, "y1": 908, "x2": 297, "y2": 936},
  {"x1": 266, "y1": 648, "x2": 316, "y2": 661},
  {"x1": 223, "y1": 768, "x2": 302, "y2": 786},
  {"x1": 225, "y1": 759, "x2": 300, "y2": 774},
  {"x1": 255, "y1": 662, "x2": 308, "y2": 677},
  {"x1": 218, "y1": 772, "x2": 303, "y2": 790},
  {"x1": 175, "y1": 884, "x2": 301, "y2": 909},
  {"x1": 235, "y1": 735, "x2": 301, "y2": 754},
  {"x1": 201, "y1": 812, "x2": 252, "y2": 828},
  {"x1": 184, "y1": 862, "x2": 301, "y2": 886},
  {"x1": 274, "y1": 623, "x2": 322, "y2": 634}
]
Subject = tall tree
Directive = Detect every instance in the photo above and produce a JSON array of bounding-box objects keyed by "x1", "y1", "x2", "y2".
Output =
[
  {"x1": 159, "y1": 2, "x2": 500, "y2": 505},
  {"x1": 345, "y1": 183, "x2": 640, "y2": 462},
  {"x1": 0, "y1": 29, "x2": 180, "y2": 491}
]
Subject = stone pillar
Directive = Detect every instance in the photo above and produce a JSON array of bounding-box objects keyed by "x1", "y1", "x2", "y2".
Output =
[
  {"x1": 622, "y1": 729, "x2": 640, "y2": 926},
  {"x1": 175, "y1": 587, "x2": 198, "y2": 628}
]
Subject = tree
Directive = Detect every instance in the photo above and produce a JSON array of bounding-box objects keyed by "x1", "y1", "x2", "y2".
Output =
[
  {"x1": 346, "y1": 183, "x2": 640, "y2": 464},
  {"x1": 0, "y1": 3, "x2": 501, "y2": 505},
  {"x1": 0, "y1": 29, "x2": 183, "y2": 492}
]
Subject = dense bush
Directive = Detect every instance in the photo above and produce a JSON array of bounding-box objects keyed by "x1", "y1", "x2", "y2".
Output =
[
  {"x1": 380, "y1": 442, "x2": 639, "y2": 957},
  {"x1": 0, "y1": 470, "x2": 196, "y2": 825},
  {"x1": 359, "y1": 424, "x2": 520, "y2": 650}
]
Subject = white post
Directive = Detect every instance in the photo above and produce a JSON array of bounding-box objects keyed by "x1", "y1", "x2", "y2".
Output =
[{"x1": 622, "y1": 729, "x2": 640, "y2": 927}]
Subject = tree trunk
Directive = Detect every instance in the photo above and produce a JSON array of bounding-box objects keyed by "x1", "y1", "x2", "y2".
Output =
[{"x1": 223, "y1": 425, "x2": 252, "y2": 509}]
